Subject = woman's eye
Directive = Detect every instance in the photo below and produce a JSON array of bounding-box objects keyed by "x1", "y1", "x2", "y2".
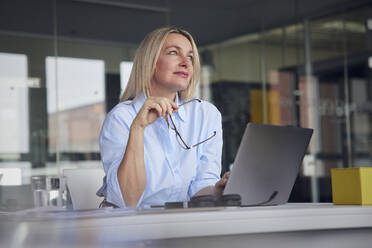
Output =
[
  {"x1": 169, "y1": 50, "x2": 177, "y2": 55},
  {"x1": 187, "y1": 56, "x2": 193, "y2": 60}
]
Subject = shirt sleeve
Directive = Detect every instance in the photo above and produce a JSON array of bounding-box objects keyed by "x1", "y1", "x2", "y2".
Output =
[
  {"x1": 99, "y1": 109, "x2": 131, "y2": 208},
  {"x1": 188, "y1": 104, "x2": 223, "y2": 197}
]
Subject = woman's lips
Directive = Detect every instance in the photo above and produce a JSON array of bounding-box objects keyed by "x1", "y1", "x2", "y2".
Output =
[{"x1": 174, "y1": 71, "x2": 189, "y2": 78}]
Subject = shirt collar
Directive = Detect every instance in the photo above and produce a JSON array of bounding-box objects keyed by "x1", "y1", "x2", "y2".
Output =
[
  {"x1": 132, "y1": 93, "x2": 186, "y2": 122},
  {"x1": 133, "y1": 93, "x2": 146, "y2": 114},
  {"x1": 174, "y1": 93, "x2": 186, "y2": 122}
]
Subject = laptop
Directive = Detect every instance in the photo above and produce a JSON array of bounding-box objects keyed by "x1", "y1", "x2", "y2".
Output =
[{"x1": 223, "y1": 123, "x2": 313, "y2": 206}]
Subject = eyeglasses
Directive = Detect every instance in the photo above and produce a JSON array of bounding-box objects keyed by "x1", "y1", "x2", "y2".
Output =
[{"x1": 168, "y1": 99, "x2": 217, "y2": 150}]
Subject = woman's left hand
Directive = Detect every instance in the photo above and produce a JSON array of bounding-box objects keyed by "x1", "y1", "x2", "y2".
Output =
[{"x1": 214, "y1": 171, "x2": 230, "y2": 197}]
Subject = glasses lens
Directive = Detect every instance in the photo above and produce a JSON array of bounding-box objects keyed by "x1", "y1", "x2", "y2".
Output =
[
  {"x1": 175, "y1": 133, "x2": 189, "y2": 150},
  {"x1": 171, "y1": 98, "x2": 215, "y2": 150}
]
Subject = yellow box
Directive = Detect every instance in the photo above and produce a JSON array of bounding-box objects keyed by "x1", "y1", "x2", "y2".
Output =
[{"x1": 331, "y1": 167, "x2": 372, "y2": 205}]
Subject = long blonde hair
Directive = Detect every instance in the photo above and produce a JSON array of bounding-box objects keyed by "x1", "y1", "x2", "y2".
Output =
[{"x1": 120, "y1": 27, "x2": 200, "y2": 102}]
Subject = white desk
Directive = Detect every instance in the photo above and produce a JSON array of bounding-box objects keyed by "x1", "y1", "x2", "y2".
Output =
[{"x1": 1, "y1": 203, "x2": 372, "y2": 248}]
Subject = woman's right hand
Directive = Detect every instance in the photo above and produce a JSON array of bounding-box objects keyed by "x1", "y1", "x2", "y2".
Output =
[{"x1": 132, "y1": 96, "x2": 179, "y2": 130}]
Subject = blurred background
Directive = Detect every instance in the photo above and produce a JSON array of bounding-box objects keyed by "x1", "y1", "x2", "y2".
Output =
[{"x1": 1, "y1": 0, "x2": 372, "y2": 210}]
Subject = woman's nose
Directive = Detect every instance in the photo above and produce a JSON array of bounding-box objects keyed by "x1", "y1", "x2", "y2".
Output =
[{"x1": 179, "y1": 54, "x2": 191, "y2": 67}]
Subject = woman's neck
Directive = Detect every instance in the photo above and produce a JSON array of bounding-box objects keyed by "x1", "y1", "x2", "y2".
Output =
[{"x1": 150, "y1": 86, "x2": 177, "y2": 101}]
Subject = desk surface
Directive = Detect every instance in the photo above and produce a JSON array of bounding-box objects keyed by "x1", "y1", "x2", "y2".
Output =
[{"x1": 1, "y1": 203, "x2": 372, "y2": 248}]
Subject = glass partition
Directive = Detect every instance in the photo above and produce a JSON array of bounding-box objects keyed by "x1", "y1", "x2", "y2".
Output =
[
  {"x1": 1, "y1": 0, "x2": 371, "y2": 210},
  {"x1": 0, "y1": 22, "x2": 54, "y2": 210},
  {"x1": 202, "y1": 5, "x2": 372, "y2": 202}
]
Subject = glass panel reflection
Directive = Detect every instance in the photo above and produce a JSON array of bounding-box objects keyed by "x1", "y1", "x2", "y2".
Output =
[{"x1": 46, "y1": 56, "x2": 105, "y2": 154}]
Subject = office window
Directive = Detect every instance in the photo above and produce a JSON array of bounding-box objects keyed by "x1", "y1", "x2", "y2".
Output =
[
  {"x1": 0, "y1": 52, "x2": 29, "y2": 154},
  {"x1": 120, "y1": 61, "x2": 133, "y2": 96},
  {"x1": 0, "y1": 52, "x2": 27, "y2": 78},
  {"x1": 46, "y1": 57, "x2": 105, "y2": 113},
  {"x1": 46, "y1": 57, "x2": 105, "y2": 153}
]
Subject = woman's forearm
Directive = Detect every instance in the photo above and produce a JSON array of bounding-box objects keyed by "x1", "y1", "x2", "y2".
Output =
[
  {"x1": 116, "y1": 96, "x2": 178, "y2": 207},
  {"x1": 117, "y1": 124, "x2": 147, "y2": 207},
  {"x1": 194, "y1": 186, "x2": 215, "y2": 196}
]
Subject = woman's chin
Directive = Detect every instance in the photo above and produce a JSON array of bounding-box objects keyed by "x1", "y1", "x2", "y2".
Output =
[
  {"x1": 169, "y1": 82, "x2": 189, "y2": 92},
  {"x1": 176, "y1": 85, "x2": 188, "y2": 92}
]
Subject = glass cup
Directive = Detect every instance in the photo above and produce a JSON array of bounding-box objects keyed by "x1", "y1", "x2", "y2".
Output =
[
  {"x1": 31, "y1": 176, "x2": 48, "y2": 208},
  {"x1": 31, "y1": 175, "x2": 68, "y2": 208},
  {"x1": 46, "y1": 176, "x2": 68, "y2": 208}
]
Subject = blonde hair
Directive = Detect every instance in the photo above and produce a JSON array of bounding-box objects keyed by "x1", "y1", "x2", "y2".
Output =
[{"x1": 120, "y1": 27, "x2": 200, "y2": 102}]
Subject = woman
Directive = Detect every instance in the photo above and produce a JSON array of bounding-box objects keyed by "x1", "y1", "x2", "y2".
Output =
[{"x1": 98, "y1": 27, "x2": 229, "y2": 208}]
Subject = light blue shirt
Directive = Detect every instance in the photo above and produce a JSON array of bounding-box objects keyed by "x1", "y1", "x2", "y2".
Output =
[{"x1": 98, "y1": 93, "x2": 222, "y2": 208}]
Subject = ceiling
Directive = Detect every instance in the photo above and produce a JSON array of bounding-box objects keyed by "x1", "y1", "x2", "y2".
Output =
[{"x1": 0, "y1": 0, "x2": 371, "y2": 46}]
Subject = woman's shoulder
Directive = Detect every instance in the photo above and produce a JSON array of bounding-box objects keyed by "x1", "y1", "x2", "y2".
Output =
[
  {"x1": 184, "y1": 99, "x2": 221, "y2": 119},
  {"x1": 105, "y1": 100, "x2": 136, "y2": 122},
  {"x1": 198, "y1": 99, "x2": 221, "y2": 116},
  {"x1": 200, "y1": 99, "x2": 219, "y2": 110}
]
